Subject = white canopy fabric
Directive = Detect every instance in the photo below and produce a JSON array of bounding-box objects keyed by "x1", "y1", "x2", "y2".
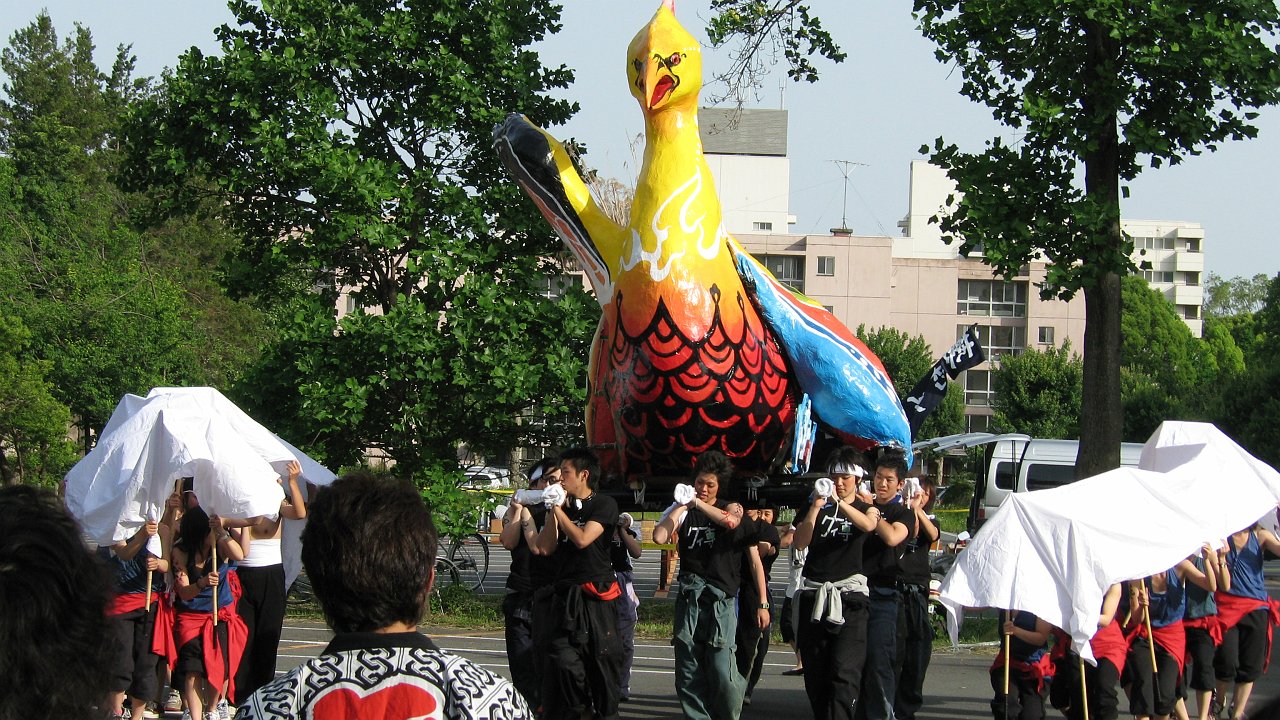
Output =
[
  {"x1": 938, "y1": 421, "x2": 1280, "y2": 662},
  {"x1": 65, "y1": 387, "x2": 337, "y2": 587}
]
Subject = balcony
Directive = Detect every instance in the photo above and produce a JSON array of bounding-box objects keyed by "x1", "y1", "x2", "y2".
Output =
[{"x1": 1175, "y1": 252, "x2": 1204, "y2": 272}]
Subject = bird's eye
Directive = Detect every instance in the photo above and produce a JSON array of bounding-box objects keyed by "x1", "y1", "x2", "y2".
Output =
[
  {"x1": 633, "y1": 59, "x2": 642, "y2": 73},
  {"x1": 669, "y1": 53, "x2": 682, "y2": 66}
]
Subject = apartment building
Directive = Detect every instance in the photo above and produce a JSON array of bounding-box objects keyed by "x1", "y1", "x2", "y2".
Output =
[{"x1": 709, "y1": 118, "x2": 1206, "y2": 433}]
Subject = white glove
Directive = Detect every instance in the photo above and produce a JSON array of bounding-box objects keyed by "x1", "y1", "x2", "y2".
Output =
[
  {"x1": 542, "y1": 483, "x2": 567, "y2": 508},
  {"x1": 859, "y1": 480, "x2": 872, "y2": 497},
  {"x1": 657, "y1": 501, "x2": 682, "y2": 526},
  {"x1": 514, "y1": 489, "x2": 545, "y2": 505},
  {"x1": 903, "y1": 478, "x2": 922, "y2": 502},
  {"x1": 674, "y1": 483, "x2": 696, "y2": 506},
  {"x1": 813, "y1": 477, "x2": 835, "y2": 499}
]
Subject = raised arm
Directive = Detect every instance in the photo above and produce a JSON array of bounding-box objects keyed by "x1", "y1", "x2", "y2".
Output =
[{"x1": 280, "y1": 460, "x2": 307, "y2": 521}]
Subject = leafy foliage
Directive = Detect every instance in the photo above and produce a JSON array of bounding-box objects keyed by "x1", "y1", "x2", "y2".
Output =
[
  {"x1": 123, "y1": 0, "x2": 597, "y2": 522},
  {"x1": 705, "y1": 1, "x2": 845, "y2": 103},
  {"x1": 0, "y1": 314, "x2": 76, "y2": 486},
  {"x1": 990, "y1": 342, "x2": 1082, "y2": 439},
  {"x1": 1204, "y1": 272, "x2": 1272, "y2": 318}
]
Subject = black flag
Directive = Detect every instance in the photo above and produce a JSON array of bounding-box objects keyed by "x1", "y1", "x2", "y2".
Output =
[{"x1": 904, "y1": 324, "x2": 986, "y2": 437}]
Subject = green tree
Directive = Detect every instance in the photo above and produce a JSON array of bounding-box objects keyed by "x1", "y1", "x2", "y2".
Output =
[
  {"x1": 709, "y1": 0, "x2": 1280, "y2": 479},
  {"x1": 1204, "y1": 272, "x2": 1272, "y2": 318},
  {"x1": 855, "y1": 324, "x2": 964, "y2": 441},
  {"x1": 1214, "y1": 273, "x2": 1280, "y2": 467},
  {"x1": 124, "y1": 0, "x2": 596, "y2": 519},
  {"x1": 990, "y1": 342, "x2": 1083, "y2": 439},
  {"x1": 0, "y1": 15, "x2": 219, "y2": 444},
  {"x1": 0, "y1": 314, "x2": 77, "y2": 486}
]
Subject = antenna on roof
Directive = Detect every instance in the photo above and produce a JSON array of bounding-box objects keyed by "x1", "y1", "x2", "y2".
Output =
[{"x1": 831, "y1": 160, "x2": 868, "y2": 234}]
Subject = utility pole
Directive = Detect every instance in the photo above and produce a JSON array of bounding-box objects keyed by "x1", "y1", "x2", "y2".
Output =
[{"x1": 831, "y1": 160, "x2": 868, "y2": 234}]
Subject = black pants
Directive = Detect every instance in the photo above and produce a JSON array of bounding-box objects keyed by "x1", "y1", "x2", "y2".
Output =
[
  {"x1": 233, "y1": 563, "x2": 286, "y2": 703},
  {"x1": 1215, "y1": 608, "x2": 1269, "y2": 683},
  {"x1": 1060, "y1": 656, "x2": 1120, "y2": 720},
  {"x1": 1127, "y1": 635, "x2": 1180, "y2": 716},
  {"x1": 856, "y1": 585, "x2": 902, "y2": 720},
  {"x1": 107, "y1": 605, "x2": 161, "y2": 701},
  {"x1": 797, "y1": 591, "x2": 869, "y2": 720},
  {"x1": 542, "y1": 585, "x2": 622, "y2": 720},
  {"x1": 503, "y1": 591, "x2": 539, "y2": 710},
  {"x1": 895, "y1": 585, "x2": 933, "y2": 720},
  {"x1": 989, "y1": 666, "x2": 1046, "y2": 720},
  {"x1": 1184, "y1": 625, "x2": 1217, "y2": 692},
  {"x1": 736, "y1": 590, "x2": 774, "y2": 697}
]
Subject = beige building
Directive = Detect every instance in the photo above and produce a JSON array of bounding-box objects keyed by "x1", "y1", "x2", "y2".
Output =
[{"x1": 710, "y1": 116, "x2": 1206, "y2": 433}]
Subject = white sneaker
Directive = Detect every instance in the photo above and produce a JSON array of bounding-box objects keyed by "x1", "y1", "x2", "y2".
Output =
[
  {"x1": 216, "y1": 699, "x2": 232, "y2": 720},
  {"x1": 180, "y1": 712, "x2": 192, "y2": 720},
  {"x1": 203, "y1": 712, "x2": 218, "y2": 720}
]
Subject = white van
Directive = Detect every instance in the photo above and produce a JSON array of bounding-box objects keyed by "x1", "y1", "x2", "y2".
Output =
[{"x1": 913, "y1": 433, "x2": 1144, "y2": 532}]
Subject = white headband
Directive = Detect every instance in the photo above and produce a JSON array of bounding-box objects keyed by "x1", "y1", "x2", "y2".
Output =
[
  {"x1": 829, "y1": 463, "x2": 866, "y2": 478},
  {"x1": 530, "y1": 466, "x2": 544, "y2": 483}
]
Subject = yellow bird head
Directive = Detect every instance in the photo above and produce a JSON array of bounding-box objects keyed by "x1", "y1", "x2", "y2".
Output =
[{"x1": 627, "y1": 0, "x2": 702, "y2": 114}]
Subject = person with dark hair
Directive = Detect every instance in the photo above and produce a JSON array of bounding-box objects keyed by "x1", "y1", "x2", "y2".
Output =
[
  {"x1": 101, "y1": 516, "x2": 172, "y2": 720},
  {"x1": 736, "y1": 499, "x2": 781, "y2": 706},
  {"x1": 237, "y1": 471, "x2": 529, "y2": 719},
  {"x1": 533, "y1": 448, "x2": 624, "y2": 720},
  {"x1": 895, "y1": 475, "x2": 939, "y2": 720},
  {"x1": 230, "y1": 460, "x2": 308, "y2": 704},
  {"x1": 1179, "y1": 544, "x2": 1229, "y2": 720},
  {"x1": 653, "y1": 450, "x2": 767, "y2": 720},
  {"x1": 792, "y1": 446, "x2": 878, "y2": 720},
  {"x1": 857, "y1": 449, "x2": 915, "y2": 720},
  {"x1": 171, "y1": 504, "x2": 248, "y2": 720},
  {"x1": 0, "y1": 485, "x2": 113, "y2": 720},
  {"x1": 500, "y1": 456, "x2": 561, "y2": 710}
]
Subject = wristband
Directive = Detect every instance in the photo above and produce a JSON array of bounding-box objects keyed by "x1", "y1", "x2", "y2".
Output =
[{"x1": 759, "y1": 602, "x2": 771, "y2": 609}]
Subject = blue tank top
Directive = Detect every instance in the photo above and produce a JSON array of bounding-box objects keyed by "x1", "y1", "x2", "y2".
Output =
[
  {"x1": 174, "y1": 557, "x2": 237, "y2": 612},
  {"x1": 1227, "y1": 531, "x2": 1268, "y2": 602},
  {"x1": 1184, "y1": 555, "x2": 1217, "y2": 620},
  {"x1": 98, "y1": 546, "x2": 166, "y2": 596},
  {"x1": 1149, "y1": 568, "x2": 1185, "y2": 628}
]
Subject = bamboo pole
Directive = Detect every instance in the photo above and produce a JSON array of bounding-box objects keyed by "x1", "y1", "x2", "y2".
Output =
[
  {"x1": 212, "y1": 537, "x2": 218, "y2": 627},
  {"x1": 1003, "y1": 611, "x2": 1013, "y2": 695},
  {"x1": 1144, "y1": 605, "x2": 1156, "y2": 673},
  {"x1": 145, "y1": 568, "x2": 153, "y2": 611},
  {"x1": 1080, "y1": 656, "x2": 1090, "y2": 720}
]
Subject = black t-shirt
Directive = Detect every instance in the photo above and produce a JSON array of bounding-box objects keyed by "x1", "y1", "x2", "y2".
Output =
[
  {"x1": 863, "y1": 500, "x2": 916, "y2": 586},
  {"x1": 677, "y1": 499, "x2": 758, "y2": 595},
  {"x1": 610, "y1": 526, "x2": 640, "y2": 572},
  {"x1": 738, "y1": 519, "x2": 782, "y2": 601},
  {"x1": 525, "y1": 506, "x2": 558, "y2": 590},
  {"x1": 899, "y1": 512, "x2": 936, "y2": 587},
  {"x1": 555, "y1": 493, "x2": 618, "y2": 585},
  {"x1": 802, "y1": 499, "x2": 872, "y2": 583}
]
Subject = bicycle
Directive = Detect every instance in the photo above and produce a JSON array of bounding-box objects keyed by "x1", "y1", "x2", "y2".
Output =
[{"x1": 434, "y1": 532, "x2": 490, "y2": 592}]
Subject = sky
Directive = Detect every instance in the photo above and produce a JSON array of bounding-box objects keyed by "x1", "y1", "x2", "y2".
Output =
[{"x1": 7, "y1": 1, "x2": 1278, "y2": 280}]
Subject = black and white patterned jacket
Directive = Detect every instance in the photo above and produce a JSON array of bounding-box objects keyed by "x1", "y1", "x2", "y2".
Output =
[{"x1": 235, "y1": 631, "x2": 530, "y2": 720}]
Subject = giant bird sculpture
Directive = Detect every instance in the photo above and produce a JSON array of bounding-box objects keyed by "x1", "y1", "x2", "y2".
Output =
[{"x1": 494, "y1": 0, "x2": 910, "y2": 481}]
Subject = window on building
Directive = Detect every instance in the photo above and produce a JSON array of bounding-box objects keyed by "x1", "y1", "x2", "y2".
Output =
[
  {"x1": 964, "y1": 325, "x2": 1025, "y2": 359},
  {"x1": 1185, "y1": 239, "x2": 1201, "y2": 253},
  {"x1": 344, "y1": 294, "x2": 359, "y2": 315},
  {"x1": 540, "y1": 274, "x2": 578, "y2": 300},
  {"x1": 823, "y1": 305, "x2": 835, "y2": 314},
  {"x1": 957, "y1": 280, "x2": 1027, "y2": 317},
  {"x1": 1037, "y1": 326, "x2": 1055, "y2": 345},
  {"x1": 963, "y1": 369, "x2": 995, "y2": 407},
  {"x1": 817, "y1": 256, "x2": 836, "y2": 276},
  {"x1": 1184, "y1": 305, "x2": 1201, "y2": 319},
  {"x1": 759, "y1": 254, "x2": 805, "y2": 293},
  {"x1": 967, "y1": 414, "x2": 993, "y2": 434},
  {"x1": 1182, "y1": 271, "x2": 1200, "y2": 286},
  {"x1": 753, "y1": 221, "x2": 774, "y2": 231},
  {"x1": 1142, "y1": 270, "x2": 1174, "y2": 284}
]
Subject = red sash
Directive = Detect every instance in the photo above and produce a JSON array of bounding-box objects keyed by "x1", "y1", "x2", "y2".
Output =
[
  {"x1": 1090, "y1": 621, "x2": 1129, "y2": 676},
  {"x1": 1134, "y1": 620, "x2": 1187, "y2": 674},
  {"x1": 106, "y1": 592, "x2": 177, "y2": 665},
  {"x1": 1184, "y1": 615, "x2": 1223, "y2": 646},
  {"x1": 581, "y1": 579, "x2": 621, "y2": 601},
  {"x1": 989, "y1": 652, "x2": 1054, "y2": 693}
]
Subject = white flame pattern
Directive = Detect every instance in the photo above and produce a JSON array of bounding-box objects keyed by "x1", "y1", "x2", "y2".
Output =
[{"x1": 620, "y1": 168, "x2": 721, "y2": 282}]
